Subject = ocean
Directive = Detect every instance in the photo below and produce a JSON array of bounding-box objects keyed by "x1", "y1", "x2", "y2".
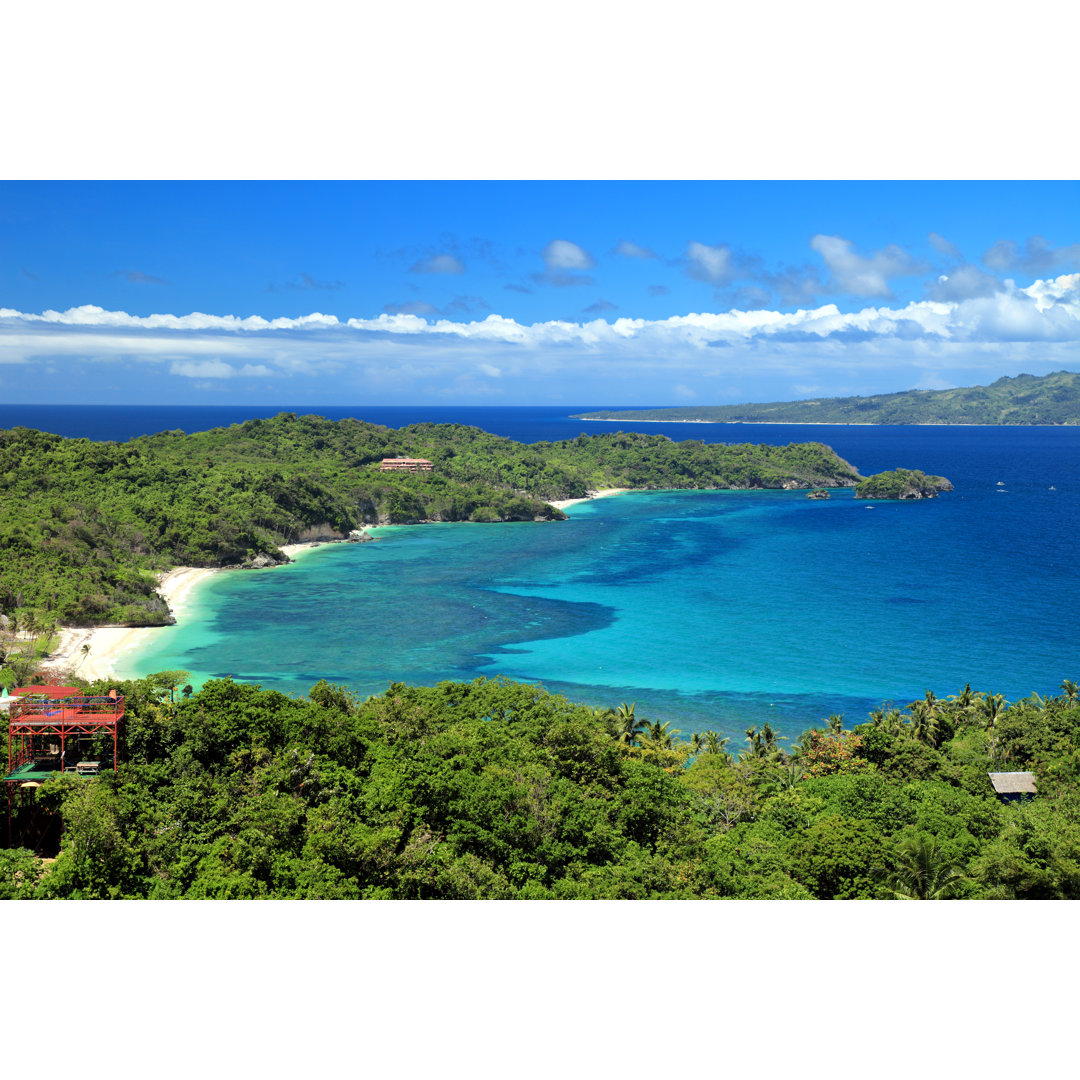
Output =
[{"x1": 9, "y1": 404, "x2": 1080, "y2": 742}]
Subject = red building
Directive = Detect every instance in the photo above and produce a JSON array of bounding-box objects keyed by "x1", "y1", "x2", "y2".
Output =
[{"x1": 3, "y1": 681, "x2": 126, "y2": 849}]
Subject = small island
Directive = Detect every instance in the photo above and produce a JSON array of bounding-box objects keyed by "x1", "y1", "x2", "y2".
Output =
[{"x1": 854, "y1": 468, "x2": 954, "y2": 500}]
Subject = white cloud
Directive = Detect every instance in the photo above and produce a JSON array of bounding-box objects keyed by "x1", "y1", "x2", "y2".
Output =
[
  {"x1": 686, "y1": 241, "x2": 735, "y2": 284},
  {"x1": 3, "y1": 274, "x2": 1078, "y2": 395},
  {"x1": 926, "y1": 264, "x2": 1002, "y2": 301},
  {"x1": 928, "y1": 232, "x2": 962, "y2": 259},
  {"x1": 615, "y1": 240, "x2": 656, "y2": 259},
  {"x1": 983, "y1": 236, "x2": 1080, "y2": 275},
  {"x1": 170, "y1": 359, "x2": 274, "y2": 378},
  {"x1": 810, "y1": 234, "x2": 927, "y2": 298},
  {"x1": 542, "y1": 240, "x2": 594, "y2": 270}
]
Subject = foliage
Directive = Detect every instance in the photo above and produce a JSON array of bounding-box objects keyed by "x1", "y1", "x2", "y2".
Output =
[
  {"x1": 854, "y1": 469, "x2": 953, "y2": 500},
  {"x1": 10, "y1": 671, "x2": 1080, "y2": 900},
  {"x1": 0, "y1": 415, "x2": 864, "y2": 628}
]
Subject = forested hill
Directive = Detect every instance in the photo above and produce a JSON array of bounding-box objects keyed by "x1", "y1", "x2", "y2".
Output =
[
  {"x1": 0, "y1": 414, "x2": 863, "y2": 627},
  {"x1": 573, "y1": 370, "x2": 1080, "y2": 425},
  {"x1": 7, "y1": 671, "x2": 1080, "y2": 899}
]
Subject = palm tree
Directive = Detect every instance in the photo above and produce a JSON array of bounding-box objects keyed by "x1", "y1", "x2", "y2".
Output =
[
  {"x1": 908, "y1": 691, "x2": 943, "y2": 747},
  {"x1": 879, "y1": 834, "x2": 966, "y2": 899},
  {"x1": 826, "y1": 713, "x2": 845, "y2": 736},
  {"x1": 981, "y1": 692, "x2": 1006, "y2": 763},
  {"x1": 646, "y1": 720, "x2": 679, "y2": 749},
  {"x1": 615, "y1": 702, "x2": 648, "y2": 747},
  {"x1": 743, "y1": 725, "x2": 764, "y2": 760},
  {"x1": 1061, "y1": 679, "x2": 1079, "y2": 705},
  {"x1": 702, "y1": 731, "x2": 731, "y2": 758}
]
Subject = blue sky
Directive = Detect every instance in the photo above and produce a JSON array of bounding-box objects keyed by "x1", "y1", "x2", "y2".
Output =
[{"x1": 3, "y1": 181, "x2": 1079, "y2": 406}]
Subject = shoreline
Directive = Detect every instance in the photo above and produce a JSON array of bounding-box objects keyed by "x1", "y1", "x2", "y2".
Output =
[
  {"x1": 548, "y1": 487, "x2": 630, "y2": 511},
  {"x1": 44, "y1": 566, "x2": 222, "y2": 682},
  {"x1": 41, "y1": 539, "x2": 351, "y2": 683}
]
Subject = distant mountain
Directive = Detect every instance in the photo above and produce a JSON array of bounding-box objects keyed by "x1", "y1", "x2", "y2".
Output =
[{"x1": 573, "y1": 371, "x2": 1080, "y2": 426}]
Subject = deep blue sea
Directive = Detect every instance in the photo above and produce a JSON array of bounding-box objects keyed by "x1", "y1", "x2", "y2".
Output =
[{"x1": 8, "y1": 404, "x2": 1079, "y2": 743}]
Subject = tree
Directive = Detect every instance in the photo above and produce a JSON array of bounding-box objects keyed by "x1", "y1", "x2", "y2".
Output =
[
  {"x1": 879, "y1": 833, "x2": 966, "y2": 899},
  {"x1": 702, "y1": 731, "x2": 731, "y2": 758},
  {"x1": 1061, "y1": 680, "x2": 1079, "y2": 705},
  {"x1": 614, "y1": 702, "x2": 648, "y2": 748},
  {"x1": 981, "y1": 693, "x2": 1007, "y2": 764}
]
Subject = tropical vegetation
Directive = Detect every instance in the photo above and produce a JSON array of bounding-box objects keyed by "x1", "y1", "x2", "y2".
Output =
[
  {"x1": 4, "y1": 669, "x2": 1080, "y2": 900},
  {"x1": 0, "y1": 415, "x2": 865, "y2": 628}
]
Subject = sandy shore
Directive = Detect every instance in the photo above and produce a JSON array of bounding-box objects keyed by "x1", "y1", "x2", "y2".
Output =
[
  {"x1": 548, "y1": 488, "x2": 630, "y2": 511},
  {"x1": 44, "y1": 566, "x2": 221, "y2": 683}
]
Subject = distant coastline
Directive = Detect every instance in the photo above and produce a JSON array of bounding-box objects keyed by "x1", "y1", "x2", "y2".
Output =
[
  {"x1": 577, "y1": 418, "x2": 1076, "y2": 427},
  {"x1": 571, "y1": 371, "x2": 1080, "y2": 427}
]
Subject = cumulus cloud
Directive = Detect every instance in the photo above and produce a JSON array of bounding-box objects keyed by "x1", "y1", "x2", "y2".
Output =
[
  {"x1": 543, "y1": 239, "x2": 595, "y2": 271},
  {"x1": 409, "y1": 253, "x2": 465, "y2": 275},
  {"x1": 615, "y1": 240, "x2": 657, "y2": 260},
  {"x1": 810, "y1": 235, "x2": 927, "y2": 298},
  {"x1": 478, "y1": 363, "x2": 501, "y2": 378},
  {"x1": 983, "y1": 236, "x2": 1080, "y2": 275},
  {"x1": 760, "y1": 266, "x2": 826, "y2": 307},
  {"x1": 3, "y1": 274, "x2": 1078, "y2": 396},
  {"x1": 926, "y1": 264, "x2": 1002, "y2": 302},
  {"x1": 928, "y1": 232, "x2": 962, "y2": 259},
  {"x1": 117, "y1": 269, "x2": 169, "y2": 285},
  {"x1": 686, "y1": 241, "x2": 736, "y2": 285}
]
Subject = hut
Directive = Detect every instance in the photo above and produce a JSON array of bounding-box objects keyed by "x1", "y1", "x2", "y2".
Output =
[{"x1": 987, "y1": 772, "x2": 1037, "y2": 803}]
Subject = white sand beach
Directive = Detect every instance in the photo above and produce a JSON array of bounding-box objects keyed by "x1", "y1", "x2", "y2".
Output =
[
  {"x1": 43, "y1": 566, "x2": 220, "y2": 683},
  {"x1": 548, "y1": 488, "x2": 630, "y2": 511}
]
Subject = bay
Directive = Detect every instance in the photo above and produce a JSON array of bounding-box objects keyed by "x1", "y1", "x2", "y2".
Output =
[{"x1": 32, "y1": 405, "x2": 1073, "y2": 744}]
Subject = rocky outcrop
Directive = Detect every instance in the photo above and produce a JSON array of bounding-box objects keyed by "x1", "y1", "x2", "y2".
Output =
[
  {"x1": 242, "y1": 552, "x2": 289, "y2": 569},
  {"x1": 806, "y1": 488, "x2": 831, "y2": 500}
]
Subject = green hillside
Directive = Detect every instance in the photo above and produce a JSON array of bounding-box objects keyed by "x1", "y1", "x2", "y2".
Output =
[
  {"x1": 0, "y1": 414, "x2": 864, "y2": 628},
  {"x1": 574, "y1": 370, "x2": 1080, "y2": 425}
]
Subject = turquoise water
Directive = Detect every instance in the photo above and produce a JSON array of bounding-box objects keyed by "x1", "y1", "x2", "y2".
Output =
[{"x1": 125, "y1": 421, "x2": 1080, "y2": 742}]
